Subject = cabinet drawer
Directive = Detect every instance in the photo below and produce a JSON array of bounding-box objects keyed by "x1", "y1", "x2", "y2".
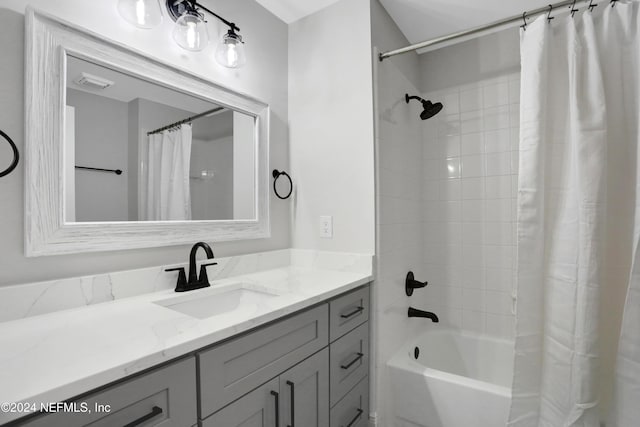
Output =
[
  {"x1": 21, "y1": 357, "x2": 197, "y2": 427},
  {"x1": 199, "y1": 304, "x2": 329, "y2": 418},
  {"x1": 330, "y1": 377, "x2": 369, "y2": 427},
  {"x1": 329, "y1": 287, "x2": 369, "y2": 342},
  {"x1": 329, "y1": 322, "x2": 369, "y2": 407}
]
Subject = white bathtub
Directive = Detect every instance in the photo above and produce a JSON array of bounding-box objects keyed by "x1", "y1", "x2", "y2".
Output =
[{"x1": 387, "y1": 330, "x2": 514, "y2": 427}]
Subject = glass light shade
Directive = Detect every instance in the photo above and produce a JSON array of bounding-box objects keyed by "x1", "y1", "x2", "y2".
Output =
[
  {"x1": 172, "y1": 12, "x2": 209, "y2": 52},
  {"x1": 215, "y1": 32, "x2": 246, "y2": 68},
  {"x1": 117, "y1": 0, "x2": 162, "y2": 29}
]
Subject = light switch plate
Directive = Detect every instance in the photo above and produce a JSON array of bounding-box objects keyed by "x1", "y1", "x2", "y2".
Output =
[{"x1": 320, "y1": 216, "x2": 333, "y2": 238}]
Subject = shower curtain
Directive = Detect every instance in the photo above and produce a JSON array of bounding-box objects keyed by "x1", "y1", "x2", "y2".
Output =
[
  {"x1": 509, "y1": 3, "x2": 640, "y2": 427},
  {"x1": 145, "y1": 124, "x2": 192, "y2": 221}
]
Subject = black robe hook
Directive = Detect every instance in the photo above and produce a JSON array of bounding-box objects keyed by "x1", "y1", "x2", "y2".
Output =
[
  {"x1": 521, "y1": 11, "x2": 528, "y2": 31},
  {"x1": 588, "y1": 0, "x2": 598, "y2": 12},
  {"x1": 547, "y1": 5, "x2": 555, "y2": 23},
  {"x1": 610, "y1": 0, "x2": 618, "y2": 7}
]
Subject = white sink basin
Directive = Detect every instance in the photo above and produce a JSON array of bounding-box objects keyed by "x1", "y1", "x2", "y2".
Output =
[{"x1": 155, "y1": 287, "x2": 279, "y2": 319}]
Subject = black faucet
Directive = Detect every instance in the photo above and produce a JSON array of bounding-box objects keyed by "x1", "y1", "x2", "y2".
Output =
[
  {"x1": 408, "y1": 307, "x2": 439, "y2": 323},
  {"x1": 165, "y1": 242, "x2": 217, "y2": 292}
]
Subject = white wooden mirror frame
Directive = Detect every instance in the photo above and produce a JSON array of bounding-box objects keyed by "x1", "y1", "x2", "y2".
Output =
[{"x1": 24, "y1": 9, "x2": 270, "y2": 257}]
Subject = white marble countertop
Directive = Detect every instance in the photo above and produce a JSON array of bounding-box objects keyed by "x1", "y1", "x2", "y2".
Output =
[{"x1": 0, "y1": 265, "x2": 372, "y2": 424}]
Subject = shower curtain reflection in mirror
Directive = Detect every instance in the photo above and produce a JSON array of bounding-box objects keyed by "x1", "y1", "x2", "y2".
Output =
[{"x1": 144, "y1": 124, "x2": 193, "y2": 221}]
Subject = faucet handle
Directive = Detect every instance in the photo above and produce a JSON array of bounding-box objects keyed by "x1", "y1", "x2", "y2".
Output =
[
  {"x1": 165, "y1": 267, "x2": 188, "y2": 292},
  {"x1": 199, "y1": 262, "x2": 218, "y2": 285}
]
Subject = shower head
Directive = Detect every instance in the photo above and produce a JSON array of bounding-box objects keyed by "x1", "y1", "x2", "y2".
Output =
[{"x1": 405, "y1": 94, "x2": 443, "y2": 120}]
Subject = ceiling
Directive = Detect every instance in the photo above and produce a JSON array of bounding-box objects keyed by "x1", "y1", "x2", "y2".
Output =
[
  {"x1": 255, "y1": 0, "x2": 560, "y2": 51},
  {"x1": 378, "y1": 0, "x2": 561, "y2": 51},
  {"x1": 254, "y1": 0, "x2": 343, "y2": 23}
]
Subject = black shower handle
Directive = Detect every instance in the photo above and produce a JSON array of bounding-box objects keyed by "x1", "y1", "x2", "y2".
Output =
[{"x1": 405, "y1": 271, "x2": 428, "y2": 296}]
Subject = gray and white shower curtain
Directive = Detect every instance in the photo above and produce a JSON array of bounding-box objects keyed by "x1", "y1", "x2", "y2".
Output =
[
  {"x1": 145, "y1": 124, "x2": 193, "y2": 221},
  {"x1": 509, "y1": 3, "x2": 640, "y2": 426}
]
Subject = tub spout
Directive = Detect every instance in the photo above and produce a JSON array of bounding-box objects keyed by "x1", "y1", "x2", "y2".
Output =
[{"x1": 408, "y1": 307, "x2": 439, "y2": 322}]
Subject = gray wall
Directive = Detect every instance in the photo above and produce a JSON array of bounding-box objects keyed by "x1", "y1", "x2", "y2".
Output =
[
  {"x1": 419, "y1": 27, "x2": 520, "y2": 93},
  {"x1": 0, "y1": 0, "x2": 288, "y2": 286},
  {"x1": 370, "y1": 0, "x2": 420, "y2": 89},
  {"x1": 289, "y1": 0, "x2": 376, "y2": 254},
  {"x1": 67, "y1": 89, "x2": 130, "y2": 222}
]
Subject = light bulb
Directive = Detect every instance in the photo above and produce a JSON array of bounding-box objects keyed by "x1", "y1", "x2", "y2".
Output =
[
  {"x1": 186, "y1": 21, "x2": 197, "y2": 50},
  {"x1": 226, "y1": 44, "x2": 239, "y2": 68},
  {"x1": 215, "y1": 31, "x2": 246, "y2": 68},
  {"x1": 135, "y1": 0, "x2": 145, "y2": 26},
  {"x1": 173, "y1": 12, "x2": 208, "y2": 51},
  {"x1": 117, "y1": 0, "x2": 162, "y2": 29}
]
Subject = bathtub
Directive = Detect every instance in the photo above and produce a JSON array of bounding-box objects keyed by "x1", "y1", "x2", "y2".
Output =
[{"x1": 387, "y1": 329, "x2": 514, "y2": 427}]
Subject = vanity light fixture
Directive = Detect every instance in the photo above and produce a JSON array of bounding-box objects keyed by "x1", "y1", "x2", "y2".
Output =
[
  {"x1": 166, "y1": 0, "x2": 247, "y2": 68},
  {"x1": 117, "y1": 0, "x2": 247, "y2": 67},
  {"x1": 117, "y1": 0, "x2": 163, "y2": 29}
]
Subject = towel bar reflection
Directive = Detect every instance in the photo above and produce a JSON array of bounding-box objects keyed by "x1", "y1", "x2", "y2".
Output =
[{"x1": 75, "y1": 166, "x2": 123, "y2": 175}]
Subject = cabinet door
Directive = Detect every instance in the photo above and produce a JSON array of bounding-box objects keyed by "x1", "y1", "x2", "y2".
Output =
[
  {"x1": 279, "y1": 348, "x2": 329, "y2": 427},
  {"x1": 202, "y1": 378, "x2": 279, "y2": 427}
]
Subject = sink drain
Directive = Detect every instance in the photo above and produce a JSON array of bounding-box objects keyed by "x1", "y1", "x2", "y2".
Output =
[{"x1": 414, "y1": 346, "x2": 420, "y2": 359}]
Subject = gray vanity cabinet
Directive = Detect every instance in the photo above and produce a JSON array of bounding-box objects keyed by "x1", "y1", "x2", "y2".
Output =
[{"x1": 10, "y1": 285, "x2": 370, "y2": 427}]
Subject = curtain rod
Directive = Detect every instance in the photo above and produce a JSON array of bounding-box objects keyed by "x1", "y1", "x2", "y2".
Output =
[
  {"x1": 147, "y1": 106, "x2": 226, "y2": 135},
  {"x1": 379, "y1": 0, "x2": 592, "y2": 61}
]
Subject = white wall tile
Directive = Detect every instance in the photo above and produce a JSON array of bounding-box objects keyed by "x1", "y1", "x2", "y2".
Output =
[
  {"x1": 459, "y1": 87, "x2": 483, "y2": 112},
  {"x1": 461, "y1": 155, "x2": 485, "y2": 177},
  {"x1": 483, "y1": 105, "x2": 510, "y2": 130},
  {"x1": 441, "y1": 91, "x2": 461, "y2": 115},
  {"x1": 462, "y1": 310, "x2": 485, "y2": 333},
  {"x1": 445, "y1": 157, "x2": 461, "y2": 179},
  {"x1": 461, "y1": 177, "x2": 485, "y2": 200},
  {"x1": 486, "y1": 175, "x2": 512, "y2": 199},
  {"x1": 484, "y1": 129, "x2": 511, "y2": 153},
  {"x1": 483, "y1": 82, "x2": 509, "y2": 108},
  {"x1": 443, "y1": 134, "x2": 461, "y2": 157},
  {"x1": 486, "y1": 152, "x2": 512, "y2": 176},
  {"x1": 462, "y1": 288, "x2": 485, "y2": 312},
  {"x1": 460, "y1": 110, "x2": 484, "y2": 134},
  {"x1": 378, "y1": 71, "x2": 520, "y2": 344},
  {"x1": 461, "y1": 132, "x2": 484, "y2": 155}
]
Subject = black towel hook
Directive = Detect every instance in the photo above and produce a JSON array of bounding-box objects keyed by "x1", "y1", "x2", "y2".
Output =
[
  {"x1": 610, "y1": 0, "x2": 618, "y2": 7},
  {"x1": 521, "y1": 11, "x2": 528, "y2": 31},
  {"x1": 547, "y1": 4, "x2": 555, "y2": 23},
  {"x1": 272, "y1": 169, "x2": 293, "y2": 200},
  {"x1": 0, "y1": 129, "x2": 19, "y2": 178},
  {"x1": 588, "y1": 0, "x2": 598, "y2": 12},
  {"x1": 570, "y1": 0, "x2": 579, "y2": 17}
]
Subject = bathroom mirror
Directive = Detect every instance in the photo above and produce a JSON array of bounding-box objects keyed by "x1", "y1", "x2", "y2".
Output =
[
  {"x1": 25, "y1": 9, "x2": 270, "y2": 256},
  {"x1": 65, "y1": 55, "x2": 256, "y2": 223}
]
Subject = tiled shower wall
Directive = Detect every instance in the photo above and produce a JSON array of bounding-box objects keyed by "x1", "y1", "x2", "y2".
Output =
[{"x1": 419, "y1": 72, "x2": 520, "y2": 339}]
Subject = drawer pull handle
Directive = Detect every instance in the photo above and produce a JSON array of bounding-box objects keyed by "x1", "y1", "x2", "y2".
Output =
[
  {"x1": 344, "y1": 408, "x2": 364, "y2": 427},
  {"x1": 271, "y1": 390, "x2": 280, "y2": 427},
  {"x1": 341, "y1": 352, "x2": 364, "y2": 370},
  {"x1": 286, "y1": 380, "x2": 295, "y2": 427},
  {"x1": 123, "y1": 405, "x2": 163, "y2": 427},
  {"x1": 340, "y1": 306, "x2": 364, "y2": 319}
]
